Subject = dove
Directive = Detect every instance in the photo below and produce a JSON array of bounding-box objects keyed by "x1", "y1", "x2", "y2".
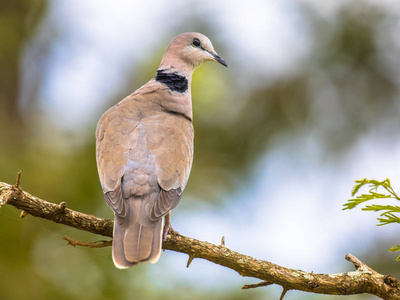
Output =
[{"x1": 96, "y1": 32, "x2": 227, "y2": 268}]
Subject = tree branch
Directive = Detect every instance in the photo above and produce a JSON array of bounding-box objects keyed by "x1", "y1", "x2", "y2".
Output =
[{"x1": 1, "y1": 175, "x2": 399, "y2": 299}]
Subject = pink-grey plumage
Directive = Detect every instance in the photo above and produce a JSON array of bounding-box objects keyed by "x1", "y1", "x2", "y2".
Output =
[{"x1": 96, "y1": 32, "x2": 227, "y2": 268}]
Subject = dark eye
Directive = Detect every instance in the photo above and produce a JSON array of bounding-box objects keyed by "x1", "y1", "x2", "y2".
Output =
[{"x1": 192, "y1": 38, "x2": 201, "y2": 47}]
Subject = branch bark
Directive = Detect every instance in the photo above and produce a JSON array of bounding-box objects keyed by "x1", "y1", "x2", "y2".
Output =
[{"x1": 1, "y1": 175, "x2": 399, "y2": 299}]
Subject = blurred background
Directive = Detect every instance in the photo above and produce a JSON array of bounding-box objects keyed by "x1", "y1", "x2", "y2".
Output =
[{"x1": 1, "y1": 0, "x2": 400, "y2": 299}]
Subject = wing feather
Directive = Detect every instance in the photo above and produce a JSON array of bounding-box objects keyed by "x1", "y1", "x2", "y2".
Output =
[{"x1": 150, "y1": 188, "x2": 182, "y2": 221}]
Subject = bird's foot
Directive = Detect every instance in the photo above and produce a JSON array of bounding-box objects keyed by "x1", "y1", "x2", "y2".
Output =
[
  {"x1": 162, "y1": 213, "x2": 179, "y2": 241},
  {"x1": 162, "y1": 222, "x2": 179, "y2": 241}
]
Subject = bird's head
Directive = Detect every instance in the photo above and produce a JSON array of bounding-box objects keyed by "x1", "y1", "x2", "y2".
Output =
[{"x1": 160, "y1": 32, "x2": 228, "y2": 71}]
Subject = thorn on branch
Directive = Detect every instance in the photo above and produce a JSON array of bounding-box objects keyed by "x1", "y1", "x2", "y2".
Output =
[
  {"x1": 221, "y1": 236, "x2": 225, "y2": 247},
  {"x1": 7, "y1": 170, "x2": 24, "y2": 203},
  {"x1": 63, "y1": 235, "x2": 112, "y2": 248},
  {"x1": 279, "y1": 288, "x2": 289, "y2": 300},
  {"x1": 242, "y1": 281, "x2": 272, "y2": 289},
  {"x1": 186, "y1": 254, "x2": 195, "y2": 268},
  {"x1": 20, "y1": 210, "x2": 28, "y2": 218},
  {"x1": 14, "y1": 170, "x2": 22, "y2": 191}
]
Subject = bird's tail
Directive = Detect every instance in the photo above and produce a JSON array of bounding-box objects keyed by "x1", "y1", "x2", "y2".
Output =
[{"x1": 112, "y1": 216, "x2": 163, "y2": 269}]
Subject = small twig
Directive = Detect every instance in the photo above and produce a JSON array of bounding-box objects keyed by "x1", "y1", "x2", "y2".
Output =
[
  {"x1": 242, "y1": 281, "x2": 272, "y2": 289},
  {"x1": 63, "y1": 235, "x2": 112, "y2": 248}
]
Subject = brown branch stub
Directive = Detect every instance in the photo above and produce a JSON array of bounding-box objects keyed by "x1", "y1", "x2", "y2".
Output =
[
  {"x1": 2, "y1": 177, "x2": 400, "y2": 299},
  {"x1": 345, "y1": 253, "x2": 365, "y2": 270},
  {"x1": 56, "y1": 201, "x2": 67, "y2": 214}
]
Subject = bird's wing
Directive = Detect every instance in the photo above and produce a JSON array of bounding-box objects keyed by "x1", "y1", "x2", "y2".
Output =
[
  {"x1": 142, "y1": 111, "x2": 194, "y2": 220},
  {"x1": 96, "y1": 99, "x2": 141, "y2": 218}
]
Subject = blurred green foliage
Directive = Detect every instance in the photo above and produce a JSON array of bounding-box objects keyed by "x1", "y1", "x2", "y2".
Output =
[
  {"x1": 0, "y1": 0, "x2": 46, "y2": 128},
  {"x1": 1, "y1": 1, "x2": 400, "y2": 299}
]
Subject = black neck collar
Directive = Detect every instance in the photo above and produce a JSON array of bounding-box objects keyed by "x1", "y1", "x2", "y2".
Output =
[{"x1": 155, "y1": 70, "x2": 188, "y2": 93}]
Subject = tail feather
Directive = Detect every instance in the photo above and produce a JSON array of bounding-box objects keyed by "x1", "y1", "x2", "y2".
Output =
[
  {"x1": 112, "y1": 216, "x2": 163, "y2": 268},
  {"x1": 124, "y1": 223, "x2": 153, "y2": 262},
  {"x1": 112, "y1": 220, "x2": 137, "y2": 269},
  {"x1": 147, "y1": 217, "x2": 163, "y2": 263}
]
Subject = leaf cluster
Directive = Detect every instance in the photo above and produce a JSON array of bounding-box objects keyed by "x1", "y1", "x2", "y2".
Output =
[{"x1": 344, "y1": 178, "x2": 400, "y2": 260}]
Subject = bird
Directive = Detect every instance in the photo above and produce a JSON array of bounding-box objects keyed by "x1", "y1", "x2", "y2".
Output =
[{"x1": 95, "y1": 32, "x2": 227, "y2": 268}]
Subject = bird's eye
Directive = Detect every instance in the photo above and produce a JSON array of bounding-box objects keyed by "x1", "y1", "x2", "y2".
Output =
[{"x1": 192, "y1": 38, "x2": 201, "y2": 47}]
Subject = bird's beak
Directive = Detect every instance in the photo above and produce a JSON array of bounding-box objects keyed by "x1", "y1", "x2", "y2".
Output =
[{"x1": 209, "y1": 51, "x2": 228, "y2": 67}]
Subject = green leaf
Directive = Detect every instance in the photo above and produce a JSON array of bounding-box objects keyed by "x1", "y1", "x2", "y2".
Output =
[
  {"x1": 388, "y1": 245, "x2": 400, "y2": 260},
  {"x1": 376, "y1": 213, "x2": 400, "y2": 226},
  {"x1": 343, "y1": 193, "x2": 392, "y2": 210},
  {"x1": 362, "y1": 204, "x2": 400, "y2": 213},
  {"x1": 351, "y1": 178, "x2": 368, "y2": 196},
  {"x1": 388, "y1": 245, "x2": 400, "y2": 253},
  {"x1": 344, "y1": 179, "x2": 399, "y2": 211}
]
